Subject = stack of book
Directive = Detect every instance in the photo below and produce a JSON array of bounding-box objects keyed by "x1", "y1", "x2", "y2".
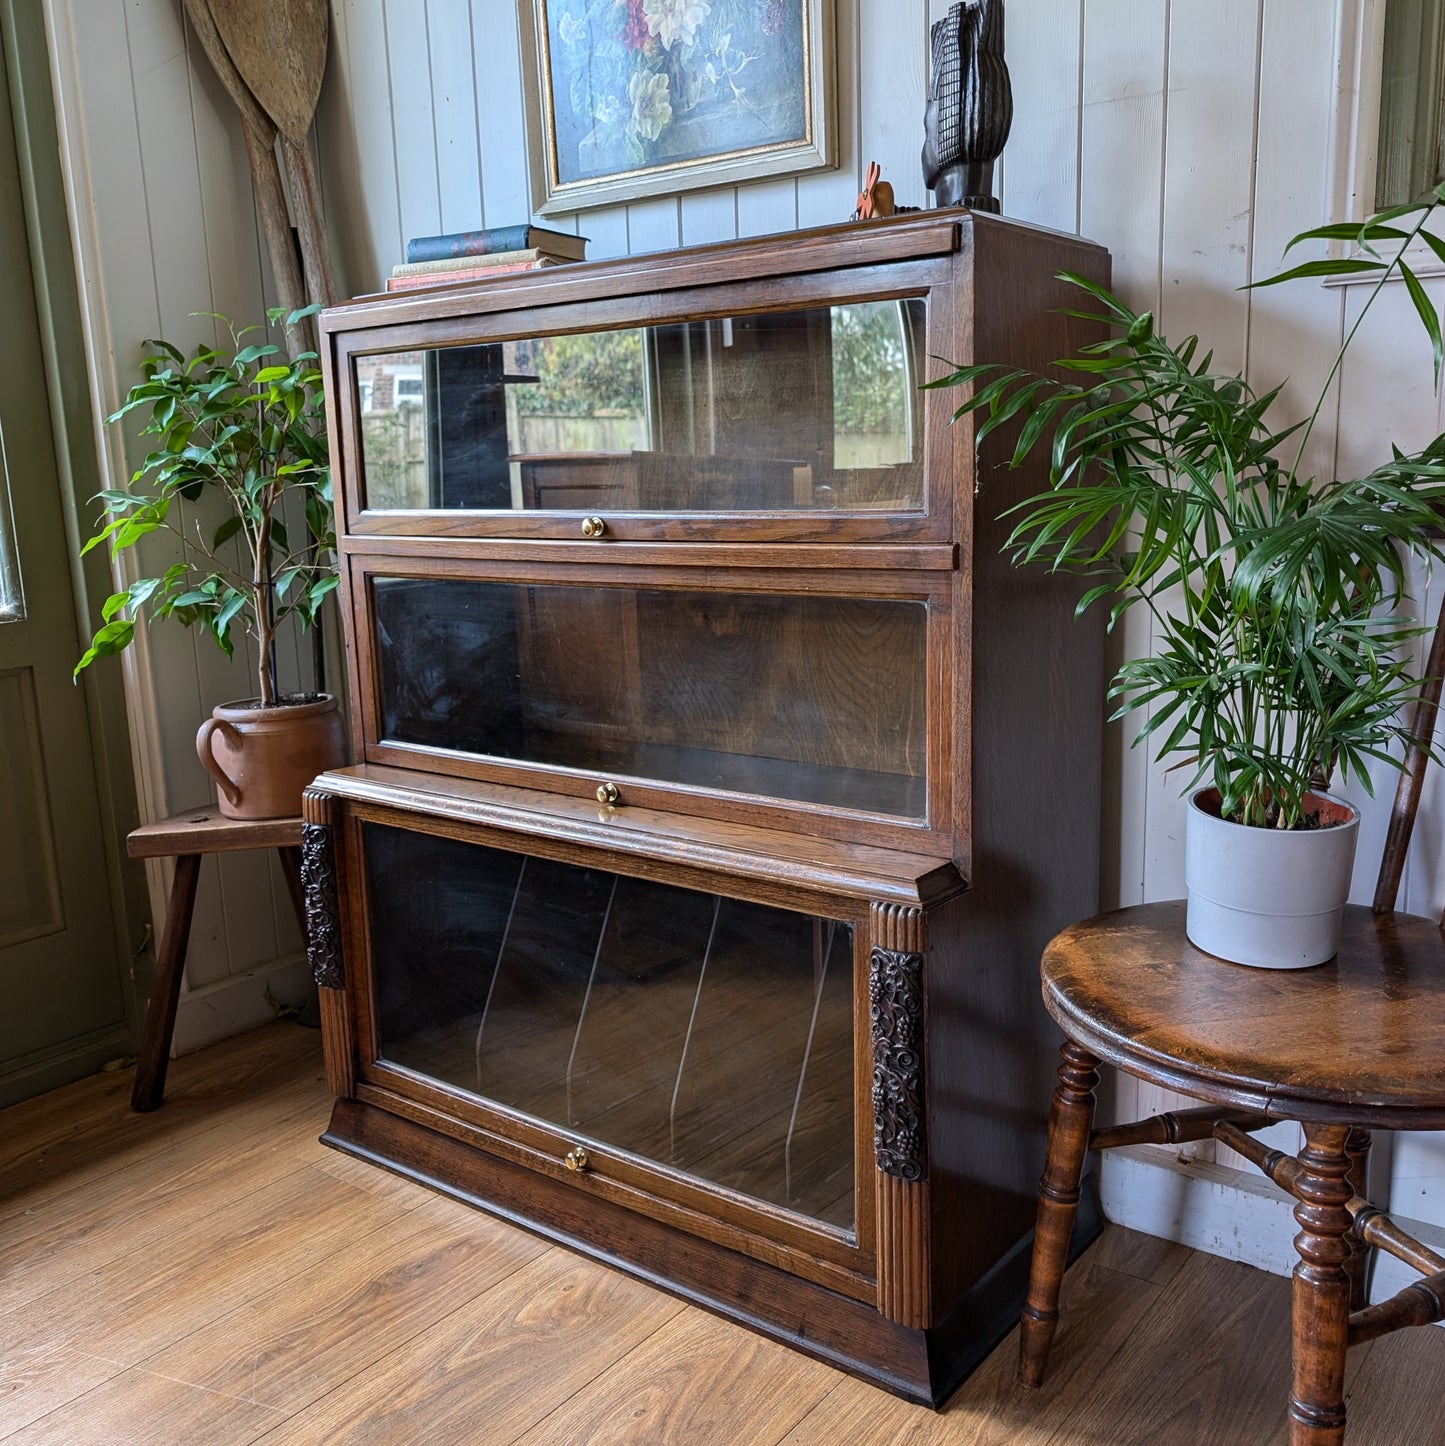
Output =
[{"x1": 385, "y1": 224, "x2": 587, "y2": 292}]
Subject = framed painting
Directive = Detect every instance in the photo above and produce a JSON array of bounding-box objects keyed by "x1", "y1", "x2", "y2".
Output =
[{"x1": 518, "y1": 0, "x2": 837, "y2": 214}]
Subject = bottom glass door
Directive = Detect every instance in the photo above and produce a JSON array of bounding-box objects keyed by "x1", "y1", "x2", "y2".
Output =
[{"x1": 362, "y1": 822, "x2": 856, "y2": 1232}]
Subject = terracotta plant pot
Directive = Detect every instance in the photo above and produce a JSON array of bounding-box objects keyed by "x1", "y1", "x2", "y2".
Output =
[
  {"x1": 196, "y1": 693, "x2": 347, "y2": 820},
  {"x1": 1184, "y1": 786, "x2": 1360, "y2": 969}
]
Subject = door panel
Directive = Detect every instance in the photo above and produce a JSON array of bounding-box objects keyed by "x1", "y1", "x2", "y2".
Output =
[
  {"x1": 0, "y1": 667, "x2": 63, "y2": 946},
  {"x1": 0, "y1": 15, "x2": 131, "y2": 1096}
]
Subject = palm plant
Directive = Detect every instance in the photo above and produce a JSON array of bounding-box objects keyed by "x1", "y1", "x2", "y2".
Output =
[{"x1": 935, "y1": 190, "x2": 1445, "y2": 829}]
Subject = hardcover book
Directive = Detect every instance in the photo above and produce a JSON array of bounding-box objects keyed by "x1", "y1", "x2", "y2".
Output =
[{"x1": 404, "y1": 225, "x2": 586, "y2": 264}]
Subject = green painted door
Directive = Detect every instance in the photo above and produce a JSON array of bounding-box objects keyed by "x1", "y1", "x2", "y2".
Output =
[{"x1": 0, "y1": 14, "x2": 135, "y2": 1103}]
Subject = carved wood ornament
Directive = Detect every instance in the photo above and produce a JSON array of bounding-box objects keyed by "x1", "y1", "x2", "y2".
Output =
[
  {"x1": 300, "y1": 821, "x2": 343, "y2": 989},
  {"x1": 870, "y1": 946, "x2": 927, "y2": 1181}
]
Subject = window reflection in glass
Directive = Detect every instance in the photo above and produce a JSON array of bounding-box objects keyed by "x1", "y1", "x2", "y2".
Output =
[
  {"x1": 354, "y1": 298, "x2": 925, "y2": 514},
  {"x1": 832, "y1": 301, "x2": 916, "y2": 471}
]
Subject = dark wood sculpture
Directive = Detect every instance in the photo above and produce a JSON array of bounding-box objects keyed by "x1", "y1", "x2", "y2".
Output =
[
  {"x1": 1017, "y1": 598, "x2": 1445, "y2": 1443},
  {"x1": 923, "y1": 0, "x2": 1013, "y2": 212}
]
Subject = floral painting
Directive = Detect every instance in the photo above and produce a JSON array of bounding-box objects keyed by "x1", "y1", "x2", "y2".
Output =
[{"x1": 525, "y1": 0, "x2": 832, "y2": 208}]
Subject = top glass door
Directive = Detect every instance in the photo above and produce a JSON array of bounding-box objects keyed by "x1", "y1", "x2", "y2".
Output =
[{"x1": 354, "y1": 298, "x2": 927, "y2": 517}]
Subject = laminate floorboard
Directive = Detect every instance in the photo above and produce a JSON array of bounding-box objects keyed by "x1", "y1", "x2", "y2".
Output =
[{"x1": 1, "y1": 1021, "x2": 1441, "y2": 1445}]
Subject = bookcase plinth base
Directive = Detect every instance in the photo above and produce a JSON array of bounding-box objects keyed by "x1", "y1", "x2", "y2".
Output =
[{"x1": 320, "y1": 1095, "x2": 1102, "y2": 1408}]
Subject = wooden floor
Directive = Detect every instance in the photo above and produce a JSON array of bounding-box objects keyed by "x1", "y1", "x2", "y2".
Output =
[{"x1": 2, "y1": 1024, "x2": 1441, "y2": 1445}]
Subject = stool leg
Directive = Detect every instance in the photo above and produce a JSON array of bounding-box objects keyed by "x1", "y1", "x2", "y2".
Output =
[
  {"x1": 1018, "y1": 1040, "x2": 1100, "y2": 1388},
  {"x1": 1288, "y1": 1122, "x2": 1354, "y2": 1446},
  {"x1": 278, "y1": 845, "x2": 307, "y2": 936},
  {"x1": 131, "y1": 853, "x2": 202, "y2": 1113},
  {"x1": 1343, "y1": 1126, "x2": 1373, "y2": 1311}
]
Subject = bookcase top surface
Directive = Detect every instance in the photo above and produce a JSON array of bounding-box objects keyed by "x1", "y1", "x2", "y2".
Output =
[{"x1": 320, "y1": 208, "x2": 1108, "y2": 333}]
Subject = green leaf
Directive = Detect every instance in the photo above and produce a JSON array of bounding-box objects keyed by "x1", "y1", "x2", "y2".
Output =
[
  {"x1": 215, "y1": 590, "x2": 247, "y2": 634},
  {"x1": 307, "y1": 575, "x2": 339, "y2": 606},
  {"x1": 1247, "y1": 258, "x2": 1386, "y2": 288},
  {"x1": 1398, "y1": 260, "x2": 1444, "y2": 387},
  {"x1": 171, "y1": 588, "x2": 217, "y2": 608},
  {"x1": 1280, "y1": 221, "x2": 1411, "y2": 250},
  {"x1": 73, "y1": 619, "x2": 135, "y2": 678},
  {"x1": 1420, "y1": 229, "x2": 1445, "y2": 273}
]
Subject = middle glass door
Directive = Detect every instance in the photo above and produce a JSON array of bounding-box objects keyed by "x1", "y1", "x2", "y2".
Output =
[{"x1": 364, "y1": 571, "x2": 932, "y2": 823}]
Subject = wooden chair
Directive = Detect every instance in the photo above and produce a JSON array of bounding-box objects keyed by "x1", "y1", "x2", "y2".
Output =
[{"x1": 1019, "y1": 613, "x2": 1445, "y2": 1445}]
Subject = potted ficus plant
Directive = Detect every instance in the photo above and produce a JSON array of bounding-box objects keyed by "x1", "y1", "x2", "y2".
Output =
[
  {"x1": 936, "y1": 189, "x2": 1445, "y2": 969},
  {"x1": 75, "y1": 306, "x2": 345, "y2": 819}
]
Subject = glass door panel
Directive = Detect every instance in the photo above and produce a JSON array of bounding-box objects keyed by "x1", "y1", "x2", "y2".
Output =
[
  {"x1": 370, "y1": 575, "x2": 928, "y2": 818},
  {"x1": 354, "y1": 298, "x2": 927, "y2": 515},
  {"x1": 364, "y1": 823, "x2": 856, "y2": 1230}
]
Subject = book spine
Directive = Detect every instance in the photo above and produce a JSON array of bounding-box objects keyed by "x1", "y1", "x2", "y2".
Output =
[
  {"x1": 384, "y1": 260, "x2": 544, "y2": 291},
  {"x1": 404, "y1": 225, "x2": 533, "y2": 263},
  {"x1": 393, "y1": 248, "x2": 542, "y2": 276}
]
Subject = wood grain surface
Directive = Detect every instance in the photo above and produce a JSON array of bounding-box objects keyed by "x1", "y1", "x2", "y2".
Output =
[
  {"x1": 309, "y1": 764, "x2": 965, "y2": 907},
  {"x1": 3, "y1": 1023, "x2": 1442, "y2": 1444},
  {"x1": 126, "y1": 806, "x2": 302, "y2": 858},
  {"x1": 1042, "y1": 901, "x2": 1445, "y2": 1127}
]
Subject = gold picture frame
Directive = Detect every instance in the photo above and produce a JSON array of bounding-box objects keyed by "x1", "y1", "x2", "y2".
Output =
[{"x1": 517, "y1": 0, "x2": 837, "y2": 215}]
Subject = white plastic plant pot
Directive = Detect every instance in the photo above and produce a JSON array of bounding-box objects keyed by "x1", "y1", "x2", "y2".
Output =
[{"x1": 1184, "y1": 787, "x2": 1361, "y2": 970}]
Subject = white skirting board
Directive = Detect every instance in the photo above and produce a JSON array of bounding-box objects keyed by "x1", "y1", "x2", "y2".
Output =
[
  {"x1": 169, "y1": 953, "x2": 314, "y2": 1056},
  {"x1": 1100, "y1": 1145, "x2": 1445, "y2": 1315}
]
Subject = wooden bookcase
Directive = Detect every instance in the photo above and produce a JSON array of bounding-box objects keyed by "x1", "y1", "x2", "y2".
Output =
[{"x1": 304, "y1": 211, "x2": 1110, "y2": 1405}]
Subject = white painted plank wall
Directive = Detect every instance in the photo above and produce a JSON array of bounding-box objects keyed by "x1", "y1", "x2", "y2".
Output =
[{"x1": 41, "y1": 0, "x2": 1445, "y2": 1246}]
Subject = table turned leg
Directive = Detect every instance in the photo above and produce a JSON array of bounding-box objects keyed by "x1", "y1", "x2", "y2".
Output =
[
  {"x1": 130, "y1": 852, "x2": 202, "y2": 1113},
  {"x1": 1018, "y1": 1040, "x2": 1100, "y2": 1388},
  {"x1": 1289, "y1": 1122, "x2": 1355, "y2": 1446}
]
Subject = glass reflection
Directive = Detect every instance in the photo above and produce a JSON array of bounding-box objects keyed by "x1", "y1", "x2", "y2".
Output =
[
  {"x1": 372, "y1": 576, "x2": 928, "y2": 819},
  {"x1": 355, "y1": 299, "x2": 925, "y2": 513},
  {"x1": 367, "y1": 822, "x2": 856, "y2": 1230}
]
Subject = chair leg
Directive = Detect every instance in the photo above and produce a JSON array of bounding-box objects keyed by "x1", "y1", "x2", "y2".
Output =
[
  {"x1": 1288, "y1": 1122, "x2": 1354, "y2": 1446},
  {"x1": 1343, "y1": 1126, "x2": 1373, "y2": 1311},
  {"x1": 131, "y1": 853, "x2": 202, "y2": 1113},
  {"x1": 1018, "y1": 1039, "x2": 1100, "y2": 1388}
]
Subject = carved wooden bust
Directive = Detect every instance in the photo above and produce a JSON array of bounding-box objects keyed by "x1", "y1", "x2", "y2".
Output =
[{"x1": 922, "y1": 0, "x2": 1013, "y2": 211}]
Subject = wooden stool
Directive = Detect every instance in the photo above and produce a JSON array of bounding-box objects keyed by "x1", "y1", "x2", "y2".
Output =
[{"x1": 126, "y1": 806, "x2": 306, "y2": 1112}]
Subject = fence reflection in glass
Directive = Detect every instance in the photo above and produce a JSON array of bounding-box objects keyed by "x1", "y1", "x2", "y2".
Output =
[
  {"x1": 355, "y1": 298, "x2": 926, "y2": 512},
  {"x1": 365, "y1": 822, "x2": 856, "y2": 1230}
]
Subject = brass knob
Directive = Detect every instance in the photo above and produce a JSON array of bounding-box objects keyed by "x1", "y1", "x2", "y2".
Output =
[
  {"x1": 581, "y1": 515, "x2": 607, "y2": 538},
  {"x1": 596, "y1": 782, "x2": 620, "y2": 805},
  {"x1": 564, "y1": 1146, "x2": 590, "y2": 1172}
]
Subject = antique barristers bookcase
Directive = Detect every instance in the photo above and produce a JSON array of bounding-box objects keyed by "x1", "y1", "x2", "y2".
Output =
[{"x1": 303, "y1": 211, "x2": 1109, "y2": 1405}]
